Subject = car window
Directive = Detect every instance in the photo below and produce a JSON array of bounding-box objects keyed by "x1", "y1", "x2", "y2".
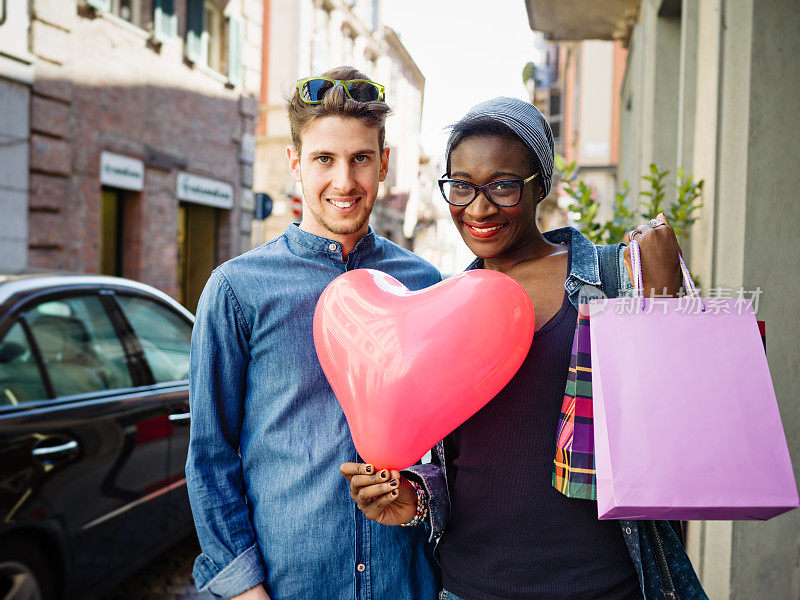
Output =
[
  {"x1": 115, "y1": 295, "x2": 191, "y2": 383},
  {"x1": 25, "y1": 296, "x2": 133, "y2": 397},
  {"x1": 0, "y1": 321, "x2": 49, "y2": 406}
]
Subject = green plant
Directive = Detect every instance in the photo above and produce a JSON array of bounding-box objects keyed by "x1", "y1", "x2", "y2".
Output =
[
  {"x1": 557, "y1": 157, "x2": 604, "y2": 244},
  {"x1": 522, "y1": 61, "x2": 537, "y2": 85},
  {"x1": 667, "y1": 168, "x2": 704, "y2": 245},
  {"x1": 556, "y1": 154, "x2": 704, "y2": 247},
  {"x1": 640, "y1": 163, "x2": 669, "y2": 219},
  {"x1": 601, "y1": 182, "x2": 635, "y2": 244}
]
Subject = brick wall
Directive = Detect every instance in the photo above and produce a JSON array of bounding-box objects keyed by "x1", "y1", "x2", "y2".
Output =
[{"x1": 28, "y1": 0, "x2": 263, "y2": 304}]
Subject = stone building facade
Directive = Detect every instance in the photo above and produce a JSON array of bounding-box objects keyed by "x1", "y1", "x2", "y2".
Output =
[
  {"x1": 526, "y1": 0, "x2": 800, "y2": 597},
  {"x1": 0, "y1": 0, "x2": 34, "y2": 271},
  {"x1": 253, "y1": 0, "x2": 425, "y2": 248},
  {"x1": 375, "y1": 26, "x2": 425, "y2": 246},
  {"x1": 526, "y1": 38, "x2": 626, "y2": 230},
  {"x1": 26, "y1": 0, "x2": 263, "y2": 312}
]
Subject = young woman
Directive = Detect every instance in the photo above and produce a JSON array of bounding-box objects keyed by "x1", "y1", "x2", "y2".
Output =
[{"x1": 341, "y1": 98, "x2": 708, "y2": 600}]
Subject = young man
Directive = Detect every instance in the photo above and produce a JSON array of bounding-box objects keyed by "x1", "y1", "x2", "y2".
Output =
[{"x1": 186, "y1": 66, "x2": 441, "y2": 600}]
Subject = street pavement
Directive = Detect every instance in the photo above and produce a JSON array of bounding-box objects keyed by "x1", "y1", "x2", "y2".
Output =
[{"x1": 101, "y1": 534, "x2": 214, "y2": 600}]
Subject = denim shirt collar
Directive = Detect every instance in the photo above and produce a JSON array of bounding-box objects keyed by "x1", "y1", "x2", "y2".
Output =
[
  {"x1": 283, "y1": 223, "x2": 377, "y2": 257},
  {"x1": 465, "y1": 227, "x2": 601, "y2": 289}
]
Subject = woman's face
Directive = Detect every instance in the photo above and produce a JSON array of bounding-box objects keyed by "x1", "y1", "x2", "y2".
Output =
[{"x1": 447, "y1": 134, "x2": 541, "y2": 260}]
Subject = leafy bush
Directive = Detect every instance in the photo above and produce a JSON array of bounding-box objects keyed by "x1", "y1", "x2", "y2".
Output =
[{"x1": 557, "y1": 156, "x2": 703, "y2": 246}]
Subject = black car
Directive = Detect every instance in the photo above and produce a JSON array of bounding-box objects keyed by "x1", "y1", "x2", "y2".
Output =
[{"x1": 0, "y1": 273, "x2": 197, "y2": 600}]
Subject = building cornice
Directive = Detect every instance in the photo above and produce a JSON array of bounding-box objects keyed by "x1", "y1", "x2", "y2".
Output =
[{"x1": 383, "y1": 26, "x2": 424, "y2": 89}]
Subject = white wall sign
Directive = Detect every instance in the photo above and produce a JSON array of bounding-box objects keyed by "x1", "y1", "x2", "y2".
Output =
[
  {"x1": 100, "y1": 152, "x2": 144, "y2": 191},
  {"x1": 176, "y1": 172, "x2": 234, "y2": 209}
]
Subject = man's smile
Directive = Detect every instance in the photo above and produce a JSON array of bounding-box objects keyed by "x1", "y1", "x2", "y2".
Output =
[{"x1": 327, "y1": 196, "x2": 361, "y2": 210}]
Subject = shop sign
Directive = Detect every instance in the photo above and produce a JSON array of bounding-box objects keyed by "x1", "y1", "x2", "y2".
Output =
[
  {"x1": 176, "y1": 172, "x2": 234, "y2": 209},
  {"x1": 100, "y1": 152, "x2": 144, "y2": 191}
]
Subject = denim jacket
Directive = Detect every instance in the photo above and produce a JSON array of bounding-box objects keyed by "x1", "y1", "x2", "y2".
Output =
[
  {"x1": 405, "y1": 227, "x2": 708, "y2": 600},
  {"x1": 186, "y1": 225, "x2": 441, "y2": 600}
]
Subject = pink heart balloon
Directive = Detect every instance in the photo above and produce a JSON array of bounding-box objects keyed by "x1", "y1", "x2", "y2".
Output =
[{"x1": 313, "y1": 268, "x2": 535, "y2": 470}]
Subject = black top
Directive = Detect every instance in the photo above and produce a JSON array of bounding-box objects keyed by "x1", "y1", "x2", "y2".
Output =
[{"x1": 437, "y1": 264, "x2": 642, "y2": 600}]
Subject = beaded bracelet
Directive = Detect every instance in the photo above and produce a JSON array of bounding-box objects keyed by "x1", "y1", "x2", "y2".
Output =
[{"x1": 400, "y1": 480, "x2": 429, "y2": 527}]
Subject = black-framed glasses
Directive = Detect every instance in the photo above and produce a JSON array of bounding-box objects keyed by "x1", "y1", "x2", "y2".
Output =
[
  {"x1": 296, "y1": 77, "x2": 386, "y2": 104},
  {"x1": 438, "y1": 173, "x2": 540, "y2": 207}
]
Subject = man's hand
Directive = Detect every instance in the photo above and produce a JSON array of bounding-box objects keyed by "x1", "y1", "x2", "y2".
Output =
[
  {"x1": 622, "y1": 213, "x2": 683, "y2": 297},
  {"x1": 340, "y1": 463, "x2": 417, "y2": 526},
  {"x1": 232, "y1": 584, "x2": 271, "y2": 600}
]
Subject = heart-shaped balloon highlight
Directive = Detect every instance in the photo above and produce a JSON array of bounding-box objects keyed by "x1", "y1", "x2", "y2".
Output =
[{"x1": 313, "y1": 268, "x2": 535, "y2": 470}]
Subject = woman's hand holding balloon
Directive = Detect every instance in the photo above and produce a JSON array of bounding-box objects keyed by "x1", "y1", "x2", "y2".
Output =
[{"x1": 340, "y1": 462, "x2": 418, "y2": 526}]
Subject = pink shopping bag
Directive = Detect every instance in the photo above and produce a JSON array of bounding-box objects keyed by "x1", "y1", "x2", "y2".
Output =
[{"x1": 590, "y1": 241, "x2": 799, "y2": 520}]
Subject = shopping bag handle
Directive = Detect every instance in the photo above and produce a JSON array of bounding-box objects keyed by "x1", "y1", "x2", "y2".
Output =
[{"x1": 629, "y1": 239, "x2": 703, "y2": 311}]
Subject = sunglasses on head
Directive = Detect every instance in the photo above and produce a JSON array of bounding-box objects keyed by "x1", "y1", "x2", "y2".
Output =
[{"x1": 296, "y1": 77, "x2": 386, "y2": 104}]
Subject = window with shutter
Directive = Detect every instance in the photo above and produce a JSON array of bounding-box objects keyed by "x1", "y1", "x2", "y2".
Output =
[
  {"x1": 311, "y1": 7, "x2": 331, "y2": 74},
  {"x1": 227, "y1": 13, "x2": 243, "y2": 87},
  {"x1": 185, "y1": 0, "x2": 205, "y2": 64},
  {"x1": 371, "y1": 0, "x2": 380, "y2": 31},
  {"x1": 204, "y1": 1, "x2": 226, "y2": 72},
  {"x1": 186, "y1": 0, "x2": 241, "y2": 80},
  {"x1": 153, "y1": 0, "x2": 177, "y2": 42},
  {"x1": 113, "y1": 0, "x2": 143, "y2": 26},
  {"x1": 87, "y1": 0, "x2": 112, "y2": 12}
]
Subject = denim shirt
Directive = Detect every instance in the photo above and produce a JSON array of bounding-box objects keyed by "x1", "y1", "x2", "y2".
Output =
[
  {"x1": 405, "y1": 227, "x2": 708, "y2": 600},
  {"x1": 186, "y1": 224, "x2": 441, "y2": 600}
]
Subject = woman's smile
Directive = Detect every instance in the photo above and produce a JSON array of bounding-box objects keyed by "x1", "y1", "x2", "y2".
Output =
[{"x1": 463, "y1": 221, "x2": 508, "y2": 239}]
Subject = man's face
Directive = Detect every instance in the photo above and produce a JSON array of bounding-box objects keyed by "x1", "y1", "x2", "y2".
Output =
[{"x1": 288, "y1": 116, "x2": 389, "y2": 241}]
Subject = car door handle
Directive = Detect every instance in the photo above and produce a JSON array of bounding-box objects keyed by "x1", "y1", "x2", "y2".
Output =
[
  {"x1": 168, "y1": 412, "x2": 191, "y2": 422},
  {"x1": 32, "y1": 440, "x2": 79, "y2": 457}
]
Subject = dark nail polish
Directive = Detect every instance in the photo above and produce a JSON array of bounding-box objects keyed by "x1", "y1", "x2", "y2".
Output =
[
  {"x1": 391, "y1": 490, "x2": 398, "y2": 496},
  {"x1": 380, "y1": 470, "x2": 388, "y2": 479},
  {"x1": 365, "y1": 465, "x2": 373, "y2": 473},
  {"x1": 389, "y1": 479, "x2": 398, "y2": 487}
]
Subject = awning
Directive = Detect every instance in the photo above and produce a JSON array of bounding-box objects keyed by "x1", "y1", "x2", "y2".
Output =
[{"x1": 524, "y1": 0, "x2": 640, "y2": 41}]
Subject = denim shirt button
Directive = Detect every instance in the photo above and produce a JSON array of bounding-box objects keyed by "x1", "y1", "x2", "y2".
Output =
[
  {"x1": 329, "y1": 243, "x2": 338, "y2": 252},
  {"x1": 625, "y1": 526, "x2": 632, "y2": 535},
  {"x1": 356, "y1": 563, "x2": 366, "y2": 572}
]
